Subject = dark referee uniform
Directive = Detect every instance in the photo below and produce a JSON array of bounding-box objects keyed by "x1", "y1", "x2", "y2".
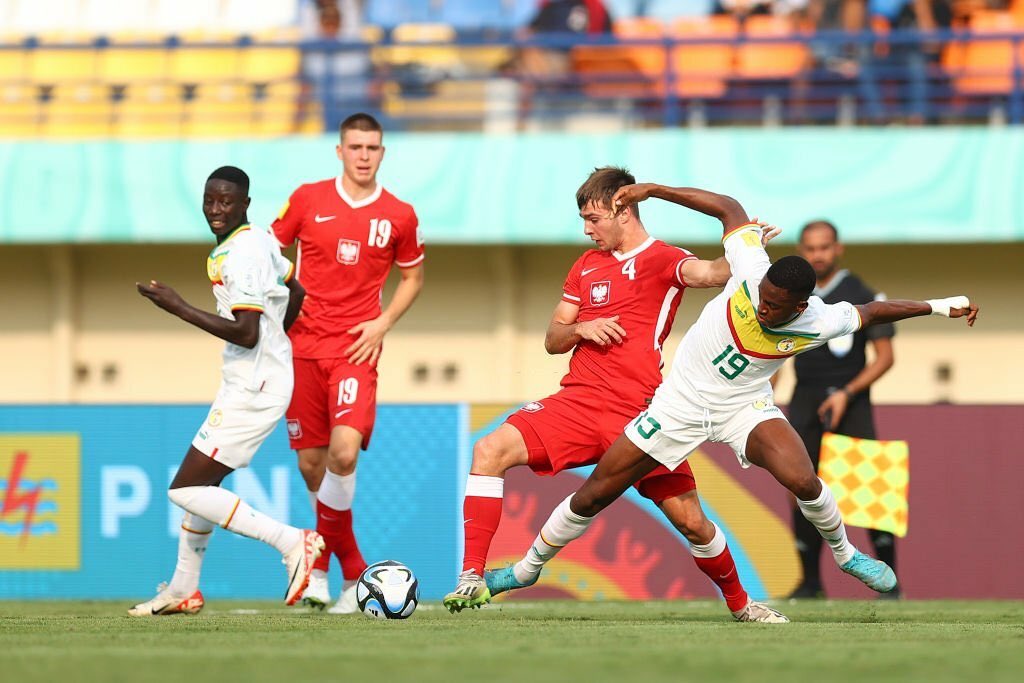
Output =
[{"x1": 789, "y1": 270, "x2": 896, "y2": 595}]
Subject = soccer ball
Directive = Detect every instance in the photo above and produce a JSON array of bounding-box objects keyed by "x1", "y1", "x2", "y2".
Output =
[{"x1": 356, "y1": 560, "x2": 419, "y2": 619}]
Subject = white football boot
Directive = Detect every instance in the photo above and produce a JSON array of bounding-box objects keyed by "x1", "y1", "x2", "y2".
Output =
[
  {"x1": 283, "y1": 530, "x2": 325, "y2": 606},
  {"x1": 732, "y1": 599, "x2": 790, "y2": 623},
  {"x1": 327, "y1": 580, "x2": 360, "y2": 614},
  {"x1": 128, "y1": 582, "x2": 204, "y2": 617},
  {"x1": 301, "y1": 570, "x2": 330, "y2": 610}
]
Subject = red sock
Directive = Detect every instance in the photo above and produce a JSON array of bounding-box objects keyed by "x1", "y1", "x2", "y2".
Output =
[
  {"x1": 332, "y1": 509, "x2": 367, "y2": 580},
  {"x1": 314, "y1": 500, "x2": 336, "y2": 572},
  {"x1": 692, "y1": 544, "x2": 749, "y2": 613},
  {"x1": 462, "y1": 495, "x2": 503, "y2": 574}
]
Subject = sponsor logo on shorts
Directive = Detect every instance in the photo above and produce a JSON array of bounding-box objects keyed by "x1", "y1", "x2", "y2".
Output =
[
  {"x1": 286, "y1": 419, "x2": 303, "y2": 440},
  {"x1": 590, "y1": 281, "x2": 611, "y2": 306},
  {"x1": 776, "y1": 338, "x2": 795, "y2": 353},
  {"x1": 207, "y1": 409, "x2": 223, "y2": 427},
  {"x1": 337, "y1": 239, "x2": 360, "y2": 265},
  {"x1": 520, "y1": 402, "x2": 544, "y2": 413}
]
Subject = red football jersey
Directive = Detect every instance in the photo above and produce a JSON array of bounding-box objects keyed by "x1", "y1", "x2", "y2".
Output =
[
  {"x1": 272, "y1": 178, "x2": 424, "y2": 359},
  {"x1": 560, "y1": 237, "x2": 697, "y2": 401}
]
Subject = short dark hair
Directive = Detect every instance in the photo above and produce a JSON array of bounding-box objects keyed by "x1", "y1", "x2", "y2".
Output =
[
  {"x1": 800, "y1": 220, "x2": 838, "y2": 242},
  {"x1": 766, "y1": 255, "x2": 816, "y2": 299},
  {"x1": 576, "y1": 166, "x2": 639, "y2": 217},
  {"x1": 207, "y1": 166, "x2": 249, "y2": 194},
  {"x1": 339, "y1": 112, "x2": 383, "y2": 139}
]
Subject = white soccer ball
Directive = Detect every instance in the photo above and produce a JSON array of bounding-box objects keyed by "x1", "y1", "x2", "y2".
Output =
[{"x1": 356, "y1": 560, "x2": 419, "y2": 619}]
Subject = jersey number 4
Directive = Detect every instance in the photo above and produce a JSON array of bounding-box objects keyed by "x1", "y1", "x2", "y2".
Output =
[{"x1": 621, "y1": 257, "x2": 637, "y2": 281}]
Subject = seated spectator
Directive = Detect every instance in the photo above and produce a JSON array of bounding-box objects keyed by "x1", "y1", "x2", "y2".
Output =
[
  {"x1": 514, "y1": 0, "x2": 612, "y2": 82},
  {"x1": 303, "y1": 1, "x2": 375, "y2": 116}
]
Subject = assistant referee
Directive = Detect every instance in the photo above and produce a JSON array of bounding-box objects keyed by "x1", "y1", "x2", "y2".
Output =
[{"x1": 787, "y1": 220, "x2": 899, "y2": 599}]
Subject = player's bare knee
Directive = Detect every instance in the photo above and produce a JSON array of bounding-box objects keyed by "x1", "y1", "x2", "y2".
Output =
[
  {"x1": 327, "y1": 444, "x2": 359, "y2": 475},
  {"x1": 792, "y1": 472, "x2": 822, "y2": 501},
  {"x1": 296, "y1": 458, "x2": 322, "y2": 488},
  {"x1": 472, "y1": 435, "x2": 514, "y2": 476}
]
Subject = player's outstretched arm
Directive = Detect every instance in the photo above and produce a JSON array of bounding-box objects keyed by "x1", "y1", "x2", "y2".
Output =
[
  {"x1": 679, "y1": 222, "x2": 782, "y2": 288},
  {"x1": 611, "y1": 183, "x2": 749, "y2": 233},
  {"x1": 283, "y1": 277, "x2": 305, "y2": 332},
  {"x1": 856, "y1": 296, "x2": 978, "y2": 328},
  {"x1": 137, "y1": 280, "x2": 261, "y2": 348},
  {"x1": 545, "y1": 300, "x2": 625, "y2": 353}
]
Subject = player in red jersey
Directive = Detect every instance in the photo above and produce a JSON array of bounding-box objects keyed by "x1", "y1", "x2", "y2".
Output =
[
  {"x1": 443, "y1": 167, "x2": 787, "y2": 623},
  {"x1": 272, "y1": 113, "x2": 425, "y2": 613}
]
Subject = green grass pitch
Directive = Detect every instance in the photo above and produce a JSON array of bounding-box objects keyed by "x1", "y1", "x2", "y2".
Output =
[{"x1": 2, "y1": 600, "x2": 1022, "y2": 683}]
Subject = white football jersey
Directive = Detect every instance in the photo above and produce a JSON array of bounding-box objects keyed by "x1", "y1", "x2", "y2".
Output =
[
  {"x1": 206, "y1": 224, "x2": 295, "y2": 398},
  {"x1": 659, "y1": 224, "x2": 862, "y2": 408}
]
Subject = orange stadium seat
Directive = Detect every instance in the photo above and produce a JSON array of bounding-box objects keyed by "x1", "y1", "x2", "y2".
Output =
[
  {"x1": 950, "y1": 11, "x2": 1024, "y2": 95},
  {"x1": 735, "y1": 15, "x2": 810, "y2": 80},
  {"x1": 669, "y1": 16, "x2": 738, "y2": 99},
  {"x1": 571, "y1": 18, "x2": 666, "y2": 99}
]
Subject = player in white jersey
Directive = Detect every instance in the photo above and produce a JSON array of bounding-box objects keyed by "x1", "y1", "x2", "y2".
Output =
[
  {"x1": 129, "y1": 166, "x2": 324, "y2": 616},
  {"x1": 488, "y1": 181, "x2": 978, "y2": 603}
]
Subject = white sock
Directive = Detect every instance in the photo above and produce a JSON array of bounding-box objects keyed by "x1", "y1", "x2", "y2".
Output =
[
  {"x1": 307, "y1": 489, "x2": 318, "y2": 512},
  {"x1": 796, "y1": 478, "x2": 856, "y2": 565},
  {"x1": 513, "y1": 495, "x2": 594, "y2": 584},
  {"x1": 318, "y1": 470, "x2": 356, "y2": 511},
  {"x1": 168, "y1": 486, "x2": 302, "y2": 556},
  {"x1": 464, "y1": 473, "x2": 504, "y2": 498},
  {"x1": 167, "y1": 512, "x2": 214, "y2": 596},
  {"x1": 688, "y1": 521, "x2": 727, "y2": 558},
  {"x1": 311, "y1": 568, "x2": 328, "y2": 581}
]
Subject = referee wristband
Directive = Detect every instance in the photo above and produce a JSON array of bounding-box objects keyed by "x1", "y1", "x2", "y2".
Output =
[{"x1": 925, "y1": 296, "x2": 970, "y2": 317}]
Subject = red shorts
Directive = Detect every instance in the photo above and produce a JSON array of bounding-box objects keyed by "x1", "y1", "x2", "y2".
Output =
[
  {"x1": 504, "y1": 385, "x2": 696, "y2": 504},
  {"x1": 285, "y1": 357, "x2": 378, "y2": 451}
]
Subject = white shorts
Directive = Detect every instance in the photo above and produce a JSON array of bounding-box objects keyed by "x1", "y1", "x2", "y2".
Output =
[
  {"x1": 624, "y1": 390, "x2": 787, "y2": 471},
  {"x1": 191, "y1": 386, "x2": 288, "y2": 470}
]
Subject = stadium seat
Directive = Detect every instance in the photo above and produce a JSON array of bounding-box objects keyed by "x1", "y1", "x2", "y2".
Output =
[
  {"x1": 43, "y1": 83, "x2": 113, "y2": 138},
  {"x1": 572, "y1": 18, "x2": 667, "y2": 99},
  {"x1": 241, "y1": 44, "x2": 302, "y2": 85},
  {"x1": 383, "y1": 23, "x2": 460, "y2": 70},
  {"x1": 669, "y1": 16, "x2": 738, "y2": 99},
  {"x1": 0, "y1": 48, "x2": 29, "y2": 83},
  {"x1": 183, "y1": 82, "x2": 254, "y2": 137},
  {"x1": 0, "y1": 83, "x2": 40, "y2": 137},
  {"x1": 950, "y1": 11, "x2": 1023, "y2": 95},
  {"x1": 98, "y1": 42, "x2": 169, "y2": 85},
  {"x1": 734, "y1": 15, "x2": 810, "y2": 80},
  {"x1": 29, "y1": 45, "x2": 100, "y2": 85},
  {"x1": 170, "y1": 41, "x2": 242, "y2": 85},
  {"x1": 114, "y1": 83, "x2": 184, "y2": 137}
]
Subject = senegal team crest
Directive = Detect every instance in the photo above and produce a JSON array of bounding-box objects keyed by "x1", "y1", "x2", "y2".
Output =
[
  {"x1": 776, "y1": 338, "x2": 795, "y2": 353},
  {"x1": 590, "y1": 281, "x2": 611, "y2": 306},
  {"x1": 337, "y1": 239, "x2": 360, "y2": 265}
]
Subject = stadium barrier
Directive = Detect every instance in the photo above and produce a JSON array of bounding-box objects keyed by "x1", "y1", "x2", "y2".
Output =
[
  {"x1": 1, "y1": 403, "x2": 1021, "y2": 601},
  {"x1": 4, "y1": 129, "x2": 1024, "y2": 245}
]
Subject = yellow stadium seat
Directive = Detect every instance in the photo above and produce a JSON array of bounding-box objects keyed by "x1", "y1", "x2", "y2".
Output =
[
  {"x1": 170, "y1": 43, "x2": 241, "y2": 84},
  {"x1": 115, "y1": 84, "x2": 184, "y2": 137},
  {"x1": 183, "y1": 83, "x2": 255, "y2": 137},
  {"x1": 0, "y1": 84, "x2": 41, "y2": 138},
  {"x1": 99, "y1": 45, "x2": 169, "y2": 85},
  {"x1": 376, "y1": 23, "x2": 460, "y2": 71},
  {"x1": 0, "y1": 49, "x2": 29, "y2": 82},
  {"x1": 29, "y1": 46, "x2": 100, "y2": 84},
  {"x1": 44, "y1": 84, "x2": 113, "y2": 138},
  {"x1": 241, "y1": 44, "x2": 301, "y2": 83},
  {"x1": 254, "y1": 96, "x2": 299, "y2": 136}
]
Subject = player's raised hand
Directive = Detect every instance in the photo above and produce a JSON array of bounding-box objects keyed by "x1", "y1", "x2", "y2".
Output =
[
  {"x1": 611, "y1": 184, "x2": 656, "y2": 215},
  {"x1": 749, "y1": 216, "x2": 782, "y2": 246},
  {"x1": 575, "y1": 316, "x2": 627, "y2": 346},
  {"x1": 950, "y1": 302, "x2": 979, "y2": 327},
  {"x1": 345, "y1": 315, "x2": 390, "y2": 365},
  {"x1": 137, "y1": 280, "x2": 186, "y2": 315}
]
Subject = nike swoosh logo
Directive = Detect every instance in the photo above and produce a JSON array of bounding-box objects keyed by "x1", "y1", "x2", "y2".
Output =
[
  {"x1": 314, "y1": 214, "x2": 336, "y2": 223},
  {"x1": 464, "y1": 518, "x2": 475, "y2": 524},
  {"x1": 335, "y1": 408, "x2": 353, "y2": 418},
  {"x1": 581, "y1": 267, "x2": 599, "y2": 276}
]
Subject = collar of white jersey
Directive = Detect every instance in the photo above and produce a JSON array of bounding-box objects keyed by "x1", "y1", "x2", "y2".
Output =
[
  {"x1": 335, "y1": 176, "x2": 383, "y2": 209},
  {"x1": 613, "y1": 236, "x2": 655, "y2": 261}
]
